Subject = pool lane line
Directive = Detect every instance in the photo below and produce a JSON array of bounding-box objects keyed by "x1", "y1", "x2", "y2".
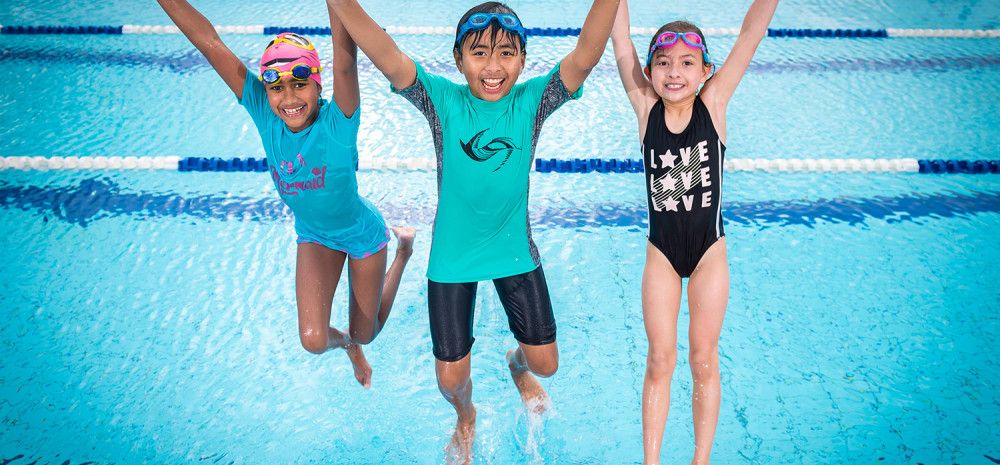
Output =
[
  {"x1": 0, "y1": 25, "x2": 998, "y2": 38},
  {"x1": 0, "y1": 156, "x2": 998, "y2": 174}
]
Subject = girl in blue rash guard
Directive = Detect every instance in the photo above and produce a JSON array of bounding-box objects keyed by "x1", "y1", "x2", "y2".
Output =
[
  {"x1": 157, "y1": 0, "x2": 415, "y2": 388},
  {"x1": 611, "y1": 0, "x2": 778, "y2": 463},
  {"x1": 328, "y1": 0, "x2": 619, "y2": 460}
]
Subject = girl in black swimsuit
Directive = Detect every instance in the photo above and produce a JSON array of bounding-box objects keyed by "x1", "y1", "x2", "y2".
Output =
[{"x1": 611, "y1": 0, "x2": 779, "y2": 463}]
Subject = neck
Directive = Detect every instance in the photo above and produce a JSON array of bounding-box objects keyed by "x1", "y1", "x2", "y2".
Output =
[{"x1": 662, "y1": 94, "x2": 697, "y2": 115}]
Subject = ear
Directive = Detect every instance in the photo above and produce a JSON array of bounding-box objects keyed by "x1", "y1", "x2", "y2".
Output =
[
  {"x1": 643, "y1": 66, "x2": 652, "y2": 78},
  {"x1": 701, "y1": 63, "x2": 713, "y2": 82},
  {"x1": 453, "y1": 50, "x2": 463, "y2": 72}
]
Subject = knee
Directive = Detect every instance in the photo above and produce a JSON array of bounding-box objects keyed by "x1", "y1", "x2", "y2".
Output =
[
  {"x1": 299, "y1": 330, "x2": 328, "y2": 355},
  {"x1": 646, "y1": 348, "x2": 677, "y2": 380},
  {"x1": 527, "y1": 357, "x2": 558, "y2": 378},
  {"x1": 688, "y1": 345, "x2": 719, "y2": 379},
  {"x1": 349, "y1": 326, "x2": 374, "y2": 346},
  {"x1": 437, "y1": 376, "x2": 468, "y2": 399}
]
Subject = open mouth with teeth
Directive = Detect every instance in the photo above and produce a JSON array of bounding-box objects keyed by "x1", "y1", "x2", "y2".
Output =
[
  {"x1": 281, "y1": 104, "x2": 308, "y2": 118},
  {"x1": 482, "y1": 77, "x2": 505, "y2": 94},
  {"x1": 665, "y1": 83, "x2": 685, "y2": 91}
]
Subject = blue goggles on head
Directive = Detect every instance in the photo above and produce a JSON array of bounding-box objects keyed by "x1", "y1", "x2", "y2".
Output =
[{"x1": 454, "y1": 13, "x2": 527, "y2": 51}]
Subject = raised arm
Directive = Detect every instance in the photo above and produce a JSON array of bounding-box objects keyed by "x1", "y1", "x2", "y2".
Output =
[
  {"x1": 610, "y1": 0, "x2": 656, "y2": 121},
  {"x1": 328, "y1": 4, "x2": 359, "y2": 117},
  {"x1": 326, "y1": 0, "x2": 416, "y2": 90},
  {"x1": 701, "y1": 0, "x2": 778, "y2": 109},
  {"x1": 156, "y1": 0, "x2": 246, "y2": 97},
  {"x1": 559, "y1": 0, "x2": 619, "y2": 94}
]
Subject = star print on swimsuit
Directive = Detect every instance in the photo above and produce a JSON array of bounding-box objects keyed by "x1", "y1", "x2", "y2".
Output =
[{"x1": 648, "y1": 140, "x2": 714, "y2": 213}]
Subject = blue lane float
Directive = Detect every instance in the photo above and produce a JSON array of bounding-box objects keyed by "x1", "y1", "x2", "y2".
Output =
[
  {"x1": 2, "y1": 24, "x2": 998, "y2": 38},
  {"x1": 918, "y1": 159, "x2": 1000, "y2": 174},
  {"x1": 1, "y1": 25, "x2": 123, "y2": 35},
  {"x1": 263, "y1": 26, "x2": 331, "y2": 36},
  {"x1": 533, "y1": 158, "x2": 999, "y2": 174},
  {"x1": 178, "y1": 157, "x2": 268, "y2": 172},
  {"x1": 767, "y1": 28, "x2": 888, "y2": 38}
]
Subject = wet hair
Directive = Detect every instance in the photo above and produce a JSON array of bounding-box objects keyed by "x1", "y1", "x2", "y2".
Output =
[
  {"x1": 453, "y1": 2, "x2": 526, "y2": 56},
  {"x1": 646, "y1": 21, "x2": 712, "y2": 67}
]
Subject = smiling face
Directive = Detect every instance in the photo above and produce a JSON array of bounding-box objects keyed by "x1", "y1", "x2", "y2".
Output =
[
  {"x1": 646, "y1": 42, "x2": 713, "y2": 104},
  {"x1": 454, "y1": 24, "x2": 526, "y2": 101},
  {"x1": 264, "y1": 77, "x2": 320, "y2": 132}
]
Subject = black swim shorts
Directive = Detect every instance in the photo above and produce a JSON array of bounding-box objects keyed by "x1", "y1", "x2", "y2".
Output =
[{"x1": 427, "y1": 265, "x2": 556, "y2": 362}]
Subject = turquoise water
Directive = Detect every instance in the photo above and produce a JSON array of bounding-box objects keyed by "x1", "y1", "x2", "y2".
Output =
[{"x1": 2, "y1": 1, "x2": 999, "y2": 464}]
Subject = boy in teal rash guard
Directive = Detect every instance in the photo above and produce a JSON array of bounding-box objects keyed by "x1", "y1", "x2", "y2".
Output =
[
  {"x1": 397, "y1": 62, "x2": 581, "y2": 282},
  {"x1": 329, "y1": 0, "x2": 618, "y2": 459},
  {"x1": 157, "y1": 0, "x2": 416, "y2": 389}
]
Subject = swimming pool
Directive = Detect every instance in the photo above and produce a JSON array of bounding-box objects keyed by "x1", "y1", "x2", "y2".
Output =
[{"x1": 1, "y1": 1, "x2": 998, "y2": 464}]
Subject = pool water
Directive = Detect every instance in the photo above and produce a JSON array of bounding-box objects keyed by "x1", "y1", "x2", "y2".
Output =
[{"x1": 1, "y1": 1, "x2": 999, "y2": 464}]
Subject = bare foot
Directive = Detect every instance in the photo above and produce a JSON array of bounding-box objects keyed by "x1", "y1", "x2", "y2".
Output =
[
  {"x1": 507, "y1": 349, "x2": 550, "y2": 414},
  {"x1": 444, "y1": 407, "x2": 476, "y2": 465},
  {"x1": 391, "y1": 226, "x2": 416, "y2": 257},
  {"x1": 345, "y1": 342, "x2": 372, "y2": 389}
]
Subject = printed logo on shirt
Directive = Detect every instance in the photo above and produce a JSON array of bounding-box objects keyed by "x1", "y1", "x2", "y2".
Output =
[
  {"x1": 646, "y1": 140, "x2": 714, "y2": 213},
  {"x1": 460, "y1": 129, "x2": 520, "y2": 172},
  {"x1": 271, "y1": 153, "x2": 327, "y2": 196}
]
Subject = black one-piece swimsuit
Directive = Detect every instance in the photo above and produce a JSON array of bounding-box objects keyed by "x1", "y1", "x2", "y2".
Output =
[{"x1": 642, "y1": 96, "x2": 725, "y2": 278}]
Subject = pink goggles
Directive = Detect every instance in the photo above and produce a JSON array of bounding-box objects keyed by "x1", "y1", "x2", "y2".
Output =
[{"x1": 645, "y1": 31, "x2": 711, "y2": 67}]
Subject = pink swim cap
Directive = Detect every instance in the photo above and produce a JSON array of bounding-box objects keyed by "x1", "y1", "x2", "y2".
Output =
[{"x1": 260, "y1": 32, "x2": 323, "y2": 87}]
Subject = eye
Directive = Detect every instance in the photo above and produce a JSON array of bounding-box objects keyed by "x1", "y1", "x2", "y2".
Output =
[
  {"x1": 293, "y1": 82, "x2": 308, "y2": 89},
  {"x1": 684, "y1": 60, "x2": 694, "y2": 66},
  {"x1": 501, "y1": 50, "x2": 514, "y2": 57},
  {"x1": 269, "y1": 85, "x2": 283, "y2": 92}
]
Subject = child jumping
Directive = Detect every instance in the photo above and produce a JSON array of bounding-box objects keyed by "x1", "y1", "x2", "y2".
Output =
[
  {"x1": 610, "y1": 0, "x2": 778, "y2": 463},
  {"x1": 327, "y1": 0, "x2": 618, "y2": 461},
  {"x1": 156, "y1": 0, "x2": 415, "y2": 388}
]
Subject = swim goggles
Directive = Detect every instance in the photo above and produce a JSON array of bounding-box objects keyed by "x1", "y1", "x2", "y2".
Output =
[
  {"x1": 264, "y1": 32, "x2": 315, "y2": 52},
  {"x1": 259, "y1": 63, "x2": 323, "y2": 84},
  {"x1": 454, "y1": 13, "x2": 527, "y2": 50},
  {"x1": 645, "y1": 31, "x2": 711, "y2": 67}
]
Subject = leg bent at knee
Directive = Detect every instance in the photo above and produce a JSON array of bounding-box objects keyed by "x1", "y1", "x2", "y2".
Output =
[
  {"x1": 529, "y1": 359, "x2": 558, "y2": 378},
  {"x1": 349, "y1": 324, "x2": 376, "y2": 346},
  {"x1": 299, "y1": 329, "x2": 329, "y2": 354},
  {"x1": 522, "y1": 350, "x2": 558, "y2": 378},
  {"x1": 438, "y1": 375, "x2": 471, "y2": 400}
]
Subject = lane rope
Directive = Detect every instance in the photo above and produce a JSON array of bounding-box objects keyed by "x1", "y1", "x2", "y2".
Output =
[
  {"x1": 1, "y1": 156, "x2": 996, "y2": 174},
  {"x1": 0, "y1": 25, "x2": 998, "y2": 38}
]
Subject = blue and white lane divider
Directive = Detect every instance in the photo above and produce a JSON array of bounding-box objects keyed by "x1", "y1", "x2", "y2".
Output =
[
  {"x1": 1, "y1": 156, "x2": 998, "y2": 174},
  {"x1": 0, "y1": 24, "x2": 998, "y2": 38}
]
